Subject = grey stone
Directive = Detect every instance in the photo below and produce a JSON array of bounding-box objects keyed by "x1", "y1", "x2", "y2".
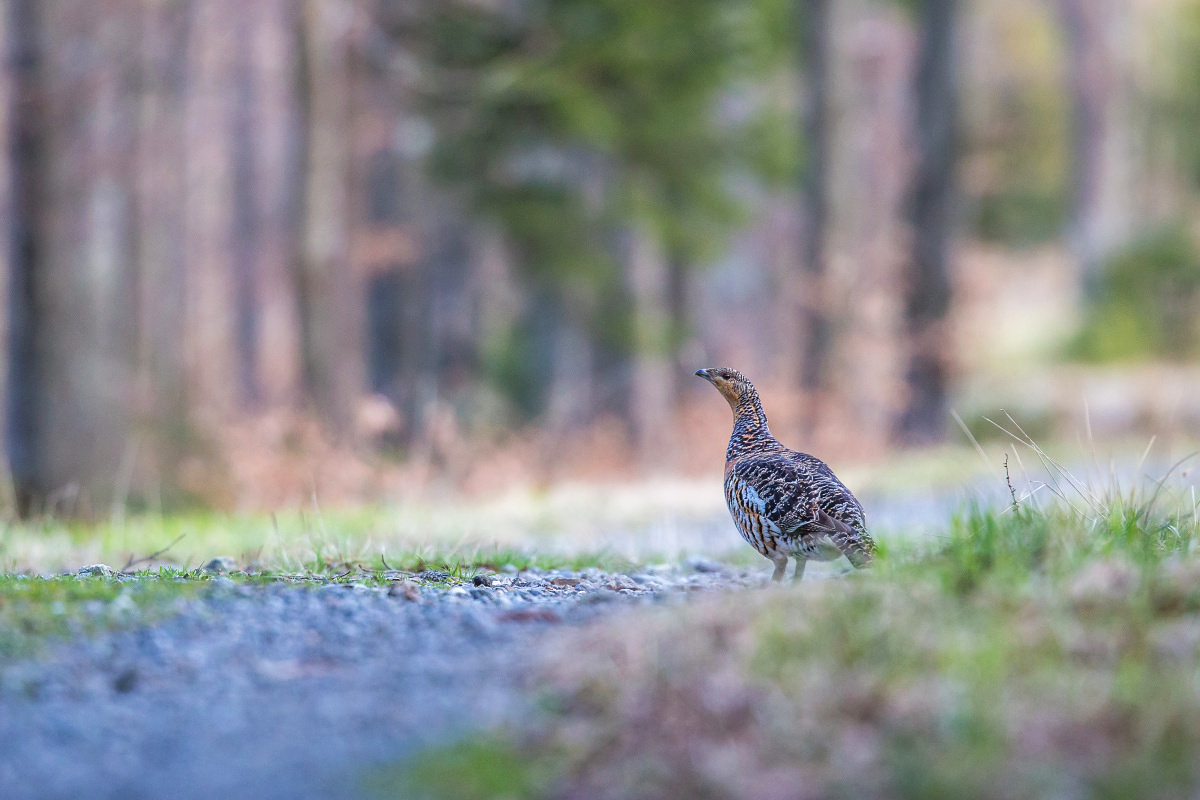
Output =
[
  {"x1": 388, "y1": 583, "x2": 420, "y2": 601},
  {"x1": 685, "y1": 556, "x2": 724, "y2": 574},
  {"x1": 417, "y1": 570, "x2": 451, "y2": 582},
  {"x1": 203, "y1": 557, "x2": 238, "y2": 575}
]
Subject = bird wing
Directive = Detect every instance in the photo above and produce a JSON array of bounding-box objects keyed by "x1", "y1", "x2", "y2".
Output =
[
  {"x1": 810, "y1": 508, "x2": 875, "y2": 568},
  {"x1": 728, "y1": 450, "x2": 869, "y2": 540}
]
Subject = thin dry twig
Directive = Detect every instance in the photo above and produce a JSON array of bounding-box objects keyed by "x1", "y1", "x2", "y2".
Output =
[
  {"x1": 120, "y1": 533, "x2": 187, "y2": 573},
  {"x1": 1009, "y1": 412, "x2": 1103, "y2": 510},
  {"x1": 984, "y1": 413, "x2": 1102, "y2": 519},
  {"x1": 986, "y1": 416, "x2": 1074, "y2": 508},
  {"x1": 1192, "y1": 486, "x2": 1198, "y2": 531},
  {"x1": 1004, "y1": 454, "x2": 1019, "y2": 513}
]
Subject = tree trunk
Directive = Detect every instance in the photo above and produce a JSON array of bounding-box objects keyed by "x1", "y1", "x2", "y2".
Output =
[
  {"x1": 1057, "y1": 0, "x2": 1121, "y2": 297},
  {"x1": 5, "y1": 1, "x2": 142, "y2": 515},
  {"x1": 137, "y1": 0, "x2": 192, "y2": 494},
  {"x1": 253, "y1": 0, "x2": 305, "y2": 409},
  {"x1": 798, "y1": 0, "x2": 832, "y2": 430},
  {"x1": 182, "y1": 0, "x2": 238, "y2": 420},
  {"x1": 841, "y1": 10, "x2": 911, "y2": 449},
  {"x1": 293, "y1": 0, "x2": 360, "y2": 432},
  {"x1": 628, "y1": 227, "x2": 672, "y2": 463},
  {"x1": 4, "y1": 0, "x2": 48, "y2": 513},
  {"x1": 89, "y1": 1, "x2": 143, "y2": 515},
  {"x1": 894, "y1": 0, "x2": 958, "y2": 446},
  {"x1": 231, "y1": 7, "x2": 262, "y2": 407},
  {"x1": 666, "y1": 256, "x2": 691, "y2": 400},
  {"x1": 545, "y1": 286, "x2": 595, "y2": 432},
  {"x1": 424, "y1": 217, "x2": 475, "y2": 405}
]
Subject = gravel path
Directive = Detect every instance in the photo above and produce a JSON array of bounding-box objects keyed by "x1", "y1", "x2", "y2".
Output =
[{"x1": 0, "y1": 563, "x2": 764, "y2": 800}]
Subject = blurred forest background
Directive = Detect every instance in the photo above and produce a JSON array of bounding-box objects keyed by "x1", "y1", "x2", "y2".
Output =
[{"x1": 4, "y1": 0, "x2": 1200, "y2": 516}]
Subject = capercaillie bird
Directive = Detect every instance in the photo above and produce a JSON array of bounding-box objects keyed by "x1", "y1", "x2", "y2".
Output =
[{"x1": 696, "y1": 367, "x2": 875, "y2": 582}]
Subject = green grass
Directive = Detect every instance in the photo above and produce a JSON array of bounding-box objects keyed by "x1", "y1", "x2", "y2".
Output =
[
  {"x1": 0, "y1": 549, "x2": 608, "y2": 663},
  {"x1": 0, "y1": 519, "x2": 643, "y2": 661},
  {"x1": 0, "y1": 481, "x2": 732, "y2": 576},
  {"x1": 0, "y1": 507, "x2": 644, "y2": 583},
  {"x1": 369, "y1": 486, "x2": 1200, "y2": 800},
  {"x1": 365, "y1": 739, "x2": 552, "y2": 800},
  {"x1": 0, "y1": 536, "x2": 638, "y2": 660},
  {"x1": 0, "y1": 541, "x2": 628, "y2": 663},
  {"x1": 0, "y1": 569, "x2": 207, "y2": 662},
  {"x1": 0, "y1": 495, "x2": 658, "y2": 662}
]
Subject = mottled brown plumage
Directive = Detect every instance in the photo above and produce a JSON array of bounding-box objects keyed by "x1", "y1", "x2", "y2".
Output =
[{"x1": 696, "y1": 367, "x2": 875, "y2": 582}]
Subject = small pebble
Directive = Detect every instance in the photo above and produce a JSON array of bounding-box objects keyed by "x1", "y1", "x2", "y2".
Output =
[
  {"x1": 203, "y1": 557, "x2": 238, "y2": 575},
  {"x1": 685, "y1": 556, "x2": 723, "y2": 574},
  {"x1": 388, "y1": 583, "x2": 420, "y2": 601},
  {"x1": 418, "y1": 570, "x2": 451, "y2": 582},
  {"x1": 112, "y1": 668, "x2": 138, "y2": 694}
]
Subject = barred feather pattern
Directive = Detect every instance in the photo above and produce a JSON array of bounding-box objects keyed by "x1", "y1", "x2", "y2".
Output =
[{"x1": 711, "y1": 370, "x2": 875, "y2": 571}]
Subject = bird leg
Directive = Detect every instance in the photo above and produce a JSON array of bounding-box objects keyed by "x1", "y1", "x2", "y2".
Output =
[
  {"x1": 770, "y1": 553, "x2": 788, "y2": 583},
  {"x1": 792, "y1": 558, "x2": 807, "y2": 583}
]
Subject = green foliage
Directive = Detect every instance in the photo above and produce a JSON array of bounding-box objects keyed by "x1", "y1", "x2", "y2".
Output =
[
  {"x1": 877, "y1": 0, "x2": 1071, "y2": 247},
  {"x1": 364, "y1": 544, "x2": 635, "y2": 578},
  {"x1": 876, "y1": 0, "x2": 923, "y2": 20},
  {"x1": 414, "y1": 0, "x2": 790, "y2": 280},
  {"x1": 383, "y1": 0, "x2": 798, "y2": 416},
  {"x1": 937, "y1": 505, "x2": 1052, "y2": 592},
  {"x1": 364, "y1": 738, "x2": 551, "y2": 800},
  {"x1": 1165, "y1": 2, "x2": 1200, "y2": 188},
  {"x1": 0, "y1": 506, "x2": 640, "y2": 591},
  {"x1": 933, "y1": 496, "x2": 1194, "y2": 596},
  {"x1": 973, "y1": 189, "x2": 1066, "y2": 246},
  {"x1": 1070, "y1": 224, "x2": 1200, "y2": 361},
  {"x1": 968, "y1": 3, "x2": 1070, "y2": 246},
  {"x1": 0, "y1": 571, "x2": 202, "y2": 661},
  {"x1": 478, "y1": 318, "x2": 545, "y2": 419}
]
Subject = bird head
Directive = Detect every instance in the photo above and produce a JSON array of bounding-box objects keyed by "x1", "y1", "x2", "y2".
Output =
[{"x1": 695, "y1": 367, "x2": 753, "y2": 408}]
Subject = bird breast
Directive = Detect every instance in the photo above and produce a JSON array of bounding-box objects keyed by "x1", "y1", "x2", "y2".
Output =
[{"x1": 723, "y1": 472, "x2": 779, "y2": 557}]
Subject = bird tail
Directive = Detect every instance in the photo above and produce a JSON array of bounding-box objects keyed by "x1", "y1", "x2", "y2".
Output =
[{"x1": 815, "y1": 510, "x2": 875, "y2": 569}]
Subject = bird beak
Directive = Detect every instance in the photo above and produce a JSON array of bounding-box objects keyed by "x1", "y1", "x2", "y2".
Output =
[{"x1": 695, "y1": 369, "x2": 715, "y2": 384}]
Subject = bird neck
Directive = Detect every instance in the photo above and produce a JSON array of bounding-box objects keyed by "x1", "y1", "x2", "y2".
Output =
[{"x1": 726, "y1": 388, "x2": 778, "y2": 461}]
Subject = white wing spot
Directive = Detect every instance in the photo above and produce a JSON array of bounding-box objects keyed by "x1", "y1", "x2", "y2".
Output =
[{"x1": 738, "y1": 481, "x2": 766, "y2": 513}]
